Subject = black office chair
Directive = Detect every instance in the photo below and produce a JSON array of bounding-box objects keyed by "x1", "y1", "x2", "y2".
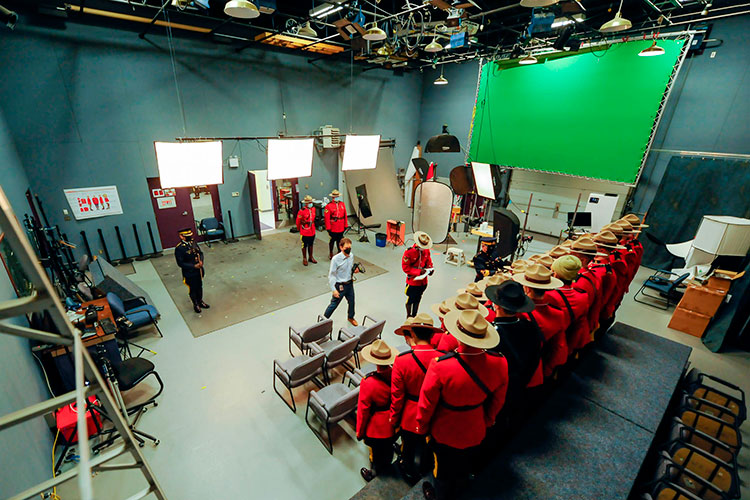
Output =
[
  {"x1": 198, "y1": 217, "x2": 226, "y2": 247},
  {"x1": 633, "y1": 270, "x2": 690, "y2": 310}
]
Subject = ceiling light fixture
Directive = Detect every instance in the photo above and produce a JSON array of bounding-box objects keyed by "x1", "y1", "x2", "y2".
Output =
[
  {"x1": 434, "y1": 66, "x2": 448, "y2": 85},
  {"x1": 600, "y1": 0, "x2": 632, "y2": 32},
  {"x1": 519, "y1": 53, "x2": 538, "y2": 65},
  {"x1": 363, "y1": 22, "x2": 387, "y2": 41},
  {"x1": 700, "y1": 2, "x2": 712, "y2": 15},
  {"x1": 298, "y1": 21, "x2": 317, "y2": 37},
  {"x1": 224, "y1": 0, "x2": 260, "y2": 19},
  {"x1": 425, "y1": 37, "x2": 443, "y2": 53},
  {"x1": 520, "y1": 0, "x2": 560, "y2": 8},
  {"x1": 639, "y1": 37, "x2": 665, "y2": 56},
  {"x1": 309, "y1": 2, "x2": 343, "y2": 19}
]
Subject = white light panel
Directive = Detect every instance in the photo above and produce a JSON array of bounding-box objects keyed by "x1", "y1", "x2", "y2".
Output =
[
  {"x1": 342, "y1": 135, "x2": 381, "y2": 171},
  {"x1": 471, "y1": 161, "x2": 495, "y2": 199},
  {"x1": 155, "y1": 141, "x2": 223, "y2": 188},
  {"x1": 267, "y1": 138, "x2": 314, "y2": 180}
]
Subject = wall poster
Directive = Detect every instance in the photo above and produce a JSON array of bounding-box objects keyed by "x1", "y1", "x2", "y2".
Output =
[{"x1": 63, "y1": 185, "x2": 123, "y2": 220}]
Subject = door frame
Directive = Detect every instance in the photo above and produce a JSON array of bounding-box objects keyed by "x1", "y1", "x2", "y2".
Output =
[{"x1": 246, "y1": 171, "x2": 262, "y2": 240}]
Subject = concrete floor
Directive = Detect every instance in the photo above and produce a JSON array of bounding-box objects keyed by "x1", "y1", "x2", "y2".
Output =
[{"x1": 57, "y1": 230, "x2": 750, "y2": 499}]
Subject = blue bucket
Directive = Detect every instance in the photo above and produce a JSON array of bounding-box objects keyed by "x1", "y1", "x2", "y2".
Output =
[{"x1": 375, "y1": 233, "x2": 387, "y2": 247}]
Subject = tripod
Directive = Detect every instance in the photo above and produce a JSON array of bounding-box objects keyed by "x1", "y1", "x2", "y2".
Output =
[{"x1": 345, "y1": 194, "x2": 370, "y2": 243}]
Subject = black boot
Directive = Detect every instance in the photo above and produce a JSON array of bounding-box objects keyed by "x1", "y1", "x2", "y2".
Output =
[
  {"x1": 199, "y1": 301, "x2": 210, "y2": 309},
  {"x1": 193, "y1": 303, "x2": 201, "y2": 313},
  {"x1": 360, "y1": 468, "x2": 375, "y2": 482},
  {"x1": 308, "y1": 246, "x2": 317, "y2": 264},
  {"x1": 302, "y1": 248, "x2": 308, "y2": 266}
]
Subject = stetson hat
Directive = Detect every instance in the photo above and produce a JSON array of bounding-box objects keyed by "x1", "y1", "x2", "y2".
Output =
[
  {"x1": 601, "y1": 223, "x2": 624, "y2": 238},
  {"x1": 457, "y1": 282, "x2": 487, "y2": 301},
  {"x1": 531, "y1": 254, "x2": 554, "y2": 269},
  {"x1": 561, "y1": 239, "x2": 574, "y2": 248},
  {"x1": 413, "y1": 231, "x2": 433, "y2": 250},
  {"x1": 569, "y1": 237, "x2": 606, "y2": 257},
  {"x1": 593, "y1": 230, "x2": 625, "y2": 250},
  {"x1": 551, "y1": 255, "x2": 582, "y2": 282},
  {"x1": 442, "y1": 309, "x2": 499, "y2": 350},
  {"x1": 431, "y1": 293, "x2": 489, "y2": 319},
  {"x1": 504, "y1": 259, "x2": 529, "y2": 273},
  {"x1": 330, "y1": 189, "x2": 341, "y2": 197},
  {"x1": 361, "y1": 339, "x2": 398, "y2": 366},
  {"x1": 512, "y1": 263, "x2": 563, "y2": 290},
  {"x1": 302, "y1": 195, "x2": 313, "y2": 204},
  {"x1": 548, "y1": 246, "x2": 569, "y2": 258},
  {"x1": 485, "y1": 280, "x2": 535, "y2": 313},
  {"x1": 622, "y1": 213, "x2": 649, "y2": 228},
  {"x1": 479, "y1": 273, "x2": 510, "y2": 290},
  {"x1": 614, "y1": 219, "x2": 641, "y2": 235},
  {"x1": 394, "y1": 313, "x2": 441, "y2": 336}
]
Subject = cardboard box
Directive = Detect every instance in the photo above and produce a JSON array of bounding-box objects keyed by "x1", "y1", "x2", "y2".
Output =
[
  {"x1": 669, "y1": 306, "x2": 712, "y2": 338},
  {"x1": 706, "y1": 269, "x2": 745, "y2": 292},
  {"x1": 677, "y1": 284, "x2": 726, "y2": 317}
]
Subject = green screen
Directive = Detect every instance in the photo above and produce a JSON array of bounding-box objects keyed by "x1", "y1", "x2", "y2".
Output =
[{"x1": 468, "y1": 39, "x2": 685, "y2": 184}]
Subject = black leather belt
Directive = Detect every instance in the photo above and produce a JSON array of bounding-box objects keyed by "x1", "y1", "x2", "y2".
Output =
[
  {"x1": 405, "y1": 393, "x2": 419, "y2": 402},
  {"x1": 440, "y1": 401, "x2": 484, "y2": 411}
]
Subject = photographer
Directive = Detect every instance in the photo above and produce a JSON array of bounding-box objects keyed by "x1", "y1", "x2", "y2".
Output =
[{"x1": 323, "y1": 237, "x2": 361, "y2": 326}]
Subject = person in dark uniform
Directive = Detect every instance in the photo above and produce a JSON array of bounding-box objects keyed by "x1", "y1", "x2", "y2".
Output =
[
  {"x1": 324, "y1": 189, "x2": 348, "y2": 260},
  {"x1": 296, "y1": 195, "x2": 317, "y2": 266},
  {"x1": 473, "y1": 237, "x2": 503, "y2": 282},
  {"x1": 357, "y1": 339, "x2": 398, "y2": 482},
  {"x1": 174, "y1": 228, "x2": 209, "y2": 314}
]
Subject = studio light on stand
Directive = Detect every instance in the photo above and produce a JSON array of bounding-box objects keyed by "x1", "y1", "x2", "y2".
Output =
[
  {"x1": 600, "y1": 0, "x2": 632, "y2": 32},
  {"x1": 434, "y1": 66, "x2": 448, "y2": 85},
  {"x1": 426, "y1": 124, "x2": 460, "y2": 153},
  {"x1": 224, "y1": 0, "x2": 260, "y2": 19}
]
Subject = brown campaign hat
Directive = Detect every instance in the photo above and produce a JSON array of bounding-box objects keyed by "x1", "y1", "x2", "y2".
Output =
[
  {"x1": 551, "y1": 255, "x2": 582, "y2": 281},
  {"x1": 504, "y1": 259, "x2": 530, "y2": 273},
  {"x1": 360, "y1": 339, "x2": 398, "y2": 366},
  {"x1": 479, "y1": 273, "x2": 511, "y2": 290},
  {"x1": 593, "y1": 230, "x2": 625, "y2": 250},
  {"x1": 457, "y1": 282, "x2": 487, "y2": 301},
  {"x1": 601, "y1": 223, "x2": 624, "y2": 238},
  {"x1": 547, "y1": 246, "x2": 569, "y2": 258},
  {"x1": 570, "y1": 237, "x2": 607, "y2": 257},
  {"x1": 302, "y1": 195, "x2": 313, "y2": 203},
  {"x1": 512, "y1": 263, "x2": 563, "y2": 290},
  {"x1": 530, "y1": 254, "x2": 554, "y2": 269},
  {"x1": 430, "y1": 293, "x2": 489, "y2": 319},
  {"x1": 622, "y1": 213, "x2": 649, "y2": 228},
  {"x1": 561, "y1": 239, "x2": 574, "y2": 248},
  {"x1": 442, "y1": 309, "x2": 499, "y2": 350},
  {"x1": 330, "y1": 189, "x2": 341, "y2": 197},
  {"x1": 394, "y1": 313, "x2": 442, "y2": 337},
  {"x1": 615, "y1": 219, "x2": 642, "y2": 235},
  {"x1": 413, "y1": 231, "x2": 433, "y2": 250}
]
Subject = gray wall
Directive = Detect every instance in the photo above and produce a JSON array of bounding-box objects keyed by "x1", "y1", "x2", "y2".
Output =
[
  {"x1": 0, "y1": 22, "x2": 422, "y2": 257},
  {"x1": 0, "y1": 108, "x2": 53, "y2": 497}
]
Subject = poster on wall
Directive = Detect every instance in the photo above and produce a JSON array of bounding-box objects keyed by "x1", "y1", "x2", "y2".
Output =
[{"x1": 64, "y1": 185, "x2": 123, "y2": 220}]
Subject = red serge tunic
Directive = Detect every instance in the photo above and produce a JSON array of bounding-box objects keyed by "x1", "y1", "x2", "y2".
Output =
[
  {"x1": 295, "y1": 207, "x2": 316, "y2": 237},
  {"x1": 609, "y1": 251, "x2": 630, "y2": 311},
  {"x1": 402, "y1": 246, "x2": 434, "y2": 286},
  {"x1": 573, "y1": 268, "x2": 600, "y2": 347},
  {"x1": 357, "y1": 369, "x2": 395, "y2": 439},
  {"x1": 547, "y1": 287, "x2": 590, "y2": 354},
  {"x1": 324, "y1": 201, "x2": 347, "y2": 233},
  {"x1": 417, "y1": 348, "x2": 508, "y2": 449},
  {"x1": 623, "y1": 242, "x2": 640, "y2": 283},
  {"x1": 390, "y1": 345, "x2": 442, "y2": 434},
  {"x1": 595, "y1": 262, "x2": 618, "y2": 320},
  {"x1": 587, "y1": 264, "x2": 610, "y2": 330},
  {"x1": 524, "y1": 302, "x2": 568, "y2": 378}
]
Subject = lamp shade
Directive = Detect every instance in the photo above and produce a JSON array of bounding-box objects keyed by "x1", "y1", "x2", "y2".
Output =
[
  {"x1": 224, "y1": 0, "x2": 260, "y2": 19},
  {"x1": 599, "y1": 12, "x2": 632, "y2": 32},
  {"x1": 298, "y1": 21, "x2": 317, "y2": 37},
  {"x1": 434, "y1": 75, "x2": 448, "y2": 85},
  {"x1": 520, "y1": 0, "x2": 560, "y2": 6},
  {"x1": 425, "y1": 38, "x2": 443, "y2": 53},
  {"x1": 519, "y1": 54, "x2": 538, "y2": 65},
  {"x1": 638, "y1": 41, "x2": 665, "y2": 56},
  {"x1": 363, "y1": 23, "x2": 387, "y2": 41}
]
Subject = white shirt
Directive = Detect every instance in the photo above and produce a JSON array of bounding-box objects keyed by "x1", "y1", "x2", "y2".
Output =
[{"x1": 328, "y1": 251, "x2": 354, "y2": 291}]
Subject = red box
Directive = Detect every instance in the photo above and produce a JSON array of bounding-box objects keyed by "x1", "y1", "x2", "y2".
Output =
[
  {"x1": 668, "y1": 306, "x2": 712, "y2": 338},
  {"x1": 55, "y1": 396, "x2": 102, "y2": 443}
]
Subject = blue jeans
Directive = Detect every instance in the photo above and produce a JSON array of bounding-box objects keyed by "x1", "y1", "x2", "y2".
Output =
[{"x1": 324, "y1": 281, "x2": 355, "y2": 319}]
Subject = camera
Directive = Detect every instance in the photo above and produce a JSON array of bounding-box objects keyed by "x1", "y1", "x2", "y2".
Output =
[{"x1": 353, "y1": 262, "x2": 366, "y2": 274}]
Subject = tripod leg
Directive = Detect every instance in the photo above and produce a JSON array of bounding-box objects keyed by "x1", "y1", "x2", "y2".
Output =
[{"x1": 131, "y1": 427, "x2": 160, "y2": 445}]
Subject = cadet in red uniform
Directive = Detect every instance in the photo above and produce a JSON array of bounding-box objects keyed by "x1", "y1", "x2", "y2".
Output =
[
  {"x1": 593, "y1": 230, "x2": 624, "y2": 335},
  {"x1": 296, "y1": 195, "x2": 317, "y2": 266},
  {"x1": 622, "y1": 213, "x2": 647, "y2": 267},
  {"x1": 391, "y1": 324, "x2": 443, "y2": 483},
  {"x1": 512, "y1": 264, "x2": 567, "y2": 379},
  {"x1": 396, "y1": 312, "x2": 446, "y2": 350},
  {"x1": 324, "y1": 189, "x2": 348, "y2": 259},
  {"x1": 548, "y1": 255, "x2": 590, "y2": 356},
  {"x1": 417, "y1": 310, "x2": 508, "y2": 500},
  {"x1": 357, "y1": 340, "x2": 398, "y2": 482},
  {"x1": 602, "y1": 223, "x2": 630, "y2": 313},
  {"x1": 402, "y1": 231, "x2": 434, "y2": 318},
  {"x1": 569, "y1": 237, "x2": 603, "y2": 347},
  {"x1": 615, "y1": 219, "x2": 642, "y2": 283},
  {"x1": 431, "y1": 294, "x2": 489, "y2": 352}
]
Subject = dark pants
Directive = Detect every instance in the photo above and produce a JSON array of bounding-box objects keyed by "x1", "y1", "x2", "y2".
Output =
[
  {"x1": 405, "y1": 284, "x2": 427, "y2": 317},
  {"x1": 400, "y1": 430, "x2": 432, "y2": 480},
  {"x1": 431, "y1": 442, "x2": 478, "y2": 500},
  {"x1": 324, "y1": 281, "x2": 355, "y2": 319},
  {"x1": 183, "y1": 274, "x2": 203, "y2": 306},
  {"x1": 365, "y1": 437, "x2": 395, "y2": 476},
  {"x1": 301, "y1": 234, "x2": 315, "y2": 249},
  {"x1": 328, "y1": 231, "x2": 343, "y2": 254}
]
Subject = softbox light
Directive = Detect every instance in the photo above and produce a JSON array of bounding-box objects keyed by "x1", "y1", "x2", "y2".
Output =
[
  {"x1": 471, "y1": 162, "x2": 495, "y2": 199},
  {"x1": 425, "y1": 133, "x2": 460, "y2": 153},
  {"x1": 342, "y1": 135, "x2": 381, "y2": 171},
  {"x1": 267, "y1": 138, "x2": 314, "y2": 180},
  {"x1": 155, "y1": 141, "x2": 223, "y2": 188}
]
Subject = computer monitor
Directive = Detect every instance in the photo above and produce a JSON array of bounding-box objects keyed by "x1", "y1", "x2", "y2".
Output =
[{"x1": 567, "y1": 211, "x2": 592, "y2": 227}]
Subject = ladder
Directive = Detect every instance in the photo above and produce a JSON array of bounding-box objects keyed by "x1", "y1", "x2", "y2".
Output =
[{"x1": 0, "y1": 186, "x2": 166, "y2": 500}]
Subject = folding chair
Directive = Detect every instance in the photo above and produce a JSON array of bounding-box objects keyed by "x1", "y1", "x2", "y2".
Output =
[
  {"x1": 633, "y1": 270, "x2": 689, "y2": 310},
  {"x1": 305, "y1": 369, "x2": 363, "y2": 454},
  {"x1": 309, "y1": 335, "x2": 359, "y2": 384},
  {"x1": 682, "y1": 368, "x2": 746, "y2": 425},
  {"x1": 288, "y1": 315, "x2": 333, "y2": 356},
  {"x1": 339, "y1": 315, "x2": 385, "y2": 368},
  {"x1": 272, "y1": 352, "x2": 326, "y2": 412}
]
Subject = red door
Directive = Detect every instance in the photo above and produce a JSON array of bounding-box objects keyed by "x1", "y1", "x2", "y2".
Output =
[{"x1": 147, "y1": 178, "x2": 223, "y2": 249}]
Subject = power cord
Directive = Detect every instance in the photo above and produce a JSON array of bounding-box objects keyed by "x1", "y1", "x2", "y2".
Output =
[{"x1": 49, "y1": 429, "x2": 61, "y2": 500}]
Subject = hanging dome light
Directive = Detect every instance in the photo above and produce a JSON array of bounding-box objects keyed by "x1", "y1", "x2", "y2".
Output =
[
  {"x1": 377, "y1": 44, "x2": 393, "y2": 56},
  {"x1": 519, "y1": 53, "x2": 538, "y2": 65},
  {"x1": 424, "y1": 37, "x2": 443, "y2": 53},
  {"x1": 639, "y1": 40, "x2": 665, "y2": 56},
  {"x1": 600, "y1": 0, "x2": 632, "y2": 32},
  {"x1": 363, "y1": 23, "x2": 387, "y2": 41},
  {"x1": 520, "y1": 0, "x2": 560, "y2": 7},
  {"x1": 434, "y1": 66, "x2": 448, "y2": 85},
  {"x1": 298, "y1": 21, "x2": 317, "y2": 37},
  {"x1": 224, "y1": 0, "x2": 260, "y2": 19}
]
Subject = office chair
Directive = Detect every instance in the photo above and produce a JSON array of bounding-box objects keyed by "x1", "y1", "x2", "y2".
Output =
[{"x1": 198, "y1": 217, "x2": 226, "y2": 247}]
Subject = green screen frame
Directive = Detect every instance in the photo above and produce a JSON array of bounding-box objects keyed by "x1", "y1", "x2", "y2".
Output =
[{"x1": 467, "y1": 39, "x2": 686, "y2": 184}]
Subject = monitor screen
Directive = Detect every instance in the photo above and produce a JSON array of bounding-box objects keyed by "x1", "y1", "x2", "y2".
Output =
[
  {"x1": 567, "y1": 211, "x2": 592, "y2": 227},
  {"x1": 342, "y1": 135, "x2": 380, "y2": 171},
  {"x1": 267, "y1": 138, "x2": 314, "y2": 180},
  {"x1": 471, "y1": 162, "x2": 495, "y2": 199},
  {"x1": 155, "y1": 141, "x2": 223, "y2": 188}
]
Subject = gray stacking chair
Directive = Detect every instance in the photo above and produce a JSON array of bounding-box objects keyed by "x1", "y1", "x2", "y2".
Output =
[
  {"x1": 305, "y1": 369, "x2": 364, "y2": 454},
  {"x1": 338, "y1": 315, "x2": 385, "y2": 368},
  {"x1": 288, "y1": 315, "x2": 333, "y2": 356},
  {"x1": 273, "y1": 352, "x2": 326, "y2": 412},
  {"x1": 309, "y1": 335, "x2": 359, "y2": 384}
]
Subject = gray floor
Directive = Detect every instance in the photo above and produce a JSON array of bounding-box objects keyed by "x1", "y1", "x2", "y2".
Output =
[{"x1": 57, "y1": 231, "x2": 750, "y2": 499}]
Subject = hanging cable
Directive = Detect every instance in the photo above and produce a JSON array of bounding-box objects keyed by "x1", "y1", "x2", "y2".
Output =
[
  {"x1": 164, "y1": 9, "x2": 188, "y2": 136},
  {"x1": 350, "y1": 49, "x2": 354, "y2": 133}
]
